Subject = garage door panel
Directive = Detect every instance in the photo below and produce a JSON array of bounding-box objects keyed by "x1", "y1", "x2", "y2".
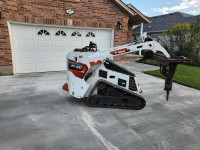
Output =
[
  {"x1": 38, "y1": 52, "x2": 53, "y2": 58},
  {"x1": 69, "y1": 41, "x2": 84, "y2": 51},
  {"x1": 12, "y1": 25, "x2": 34, "y2": 36},
  {"x1": 54, "y1": 48, "x2": 69, "y2": 52},
  {"x1": 55, "y1": 52, "x2": 67, "y2": 58},
  {"x1": 98, "y1": 42, "x2": 111, "y2": 47},
  {"x1": 99, "y1": 47, "x2": 111, "y2": 51},
  {"x1": 14, "y1": 39, "x2": 35, "y2": 47},
  {"x1": 96, "y1": 31, "x2": 111, "y2": 39},
  {"x1": 15, "y1": 57, "x2": 36, "y2": 63},
  {"x1": 16, "y1": 64, "x2": 36, "y2": 73},
  {"x1": 37, "y1": 48, "x2": 52, "y2": 51},
  {"x1": 54, "y1": 58, "x2": 66, "y2": 63},
  {"x1": 15, "y1": 47, "x2": 36, "y2": 52},
  {"x1": 54, "y1": 41, "x2": 67, "y2": 47},
  {"x1": 39, "y1": 63, "x2": 53, "y2": 70},
  {"x1": 15, "y1": 52, "x2": 35, "y2": 60},
  {"x1": 55, "y1": 63, "x2": 66, "y2": 70},
  {"x1": 16, "y1": 60, "x2": 36, "y2": 64},
  {"x1": 84, "y1": 40, "x2": 95, "y2": 45},
  {"x1": 53, "y1": 47, "x2": 70, "y2": 52},
  {"x1": 37, "y1": 41, "x2": 52, "y2": 48}
]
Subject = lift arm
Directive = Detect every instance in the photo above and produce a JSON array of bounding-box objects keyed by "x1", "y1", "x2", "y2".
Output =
[
  {"x1": 84, "y1": 40, "x2": 188, "y2": 100},
  {"x1": 87, "y1": 41, "x2": 171, "y2": 63}
]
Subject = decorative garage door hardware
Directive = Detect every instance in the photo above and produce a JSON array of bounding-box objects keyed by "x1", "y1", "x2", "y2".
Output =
[
  {"x1": 38, "y1": 29, "x2": 50, "y2": 35},
  {"x1": 71, "y1": 31, "x2": 81, "y2": 37},
  {"x1": 86, "y1": 32, "x2": 95, "y2": 37},
  {"x1": 55, "y1": 31, "x2": 66, "y2": 36}
]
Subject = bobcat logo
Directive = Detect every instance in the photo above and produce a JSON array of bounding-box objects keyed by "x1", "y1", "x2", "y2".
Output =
[{"x1": 69, "y1": 61, "x2": 83, "y2": 71}]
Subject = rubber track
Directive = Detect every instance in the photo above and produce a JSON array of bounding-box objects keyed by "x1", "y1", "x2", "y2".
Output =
[{"x1": 87, "y1": 80, "x2": 146, "y2": 110}]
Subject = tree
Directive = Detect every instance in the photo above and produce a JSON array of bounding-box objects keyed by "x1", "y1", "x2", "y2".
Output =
[
  {"x1": 190, "y1": 17, "x2": 200, "y2": 65},
  {"x1": 163, "y1": 17, "x2": 200, "y2": 65}
]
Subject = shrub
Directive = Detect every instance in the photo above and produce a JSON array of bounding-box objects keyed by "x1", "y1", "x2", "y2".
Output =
[{"x1": 163, "y1": 17, "x2": 200, "y2": 66}]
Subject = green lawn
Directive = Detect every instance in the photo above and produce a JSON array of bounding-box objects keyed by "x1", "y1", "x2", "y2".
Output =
[
  {"x1": 138, "y1": 59, "x2": 160, "y2": 66},
  {"x1": 144, "y1": 64, "x2": 200, "y2": 90}
]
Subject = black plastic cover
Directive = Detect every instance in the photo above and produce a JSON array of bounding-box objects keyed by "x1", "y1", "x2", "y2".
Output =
[
  {"x1": 99, "y1": 70, "x2": 107, "y2": 79},
  {"x1": 118, "y1": 78, "x2": 127, "y2": 87},
  {"x1": 104, "y1": 59, "x2": 135, "y2": 76}
]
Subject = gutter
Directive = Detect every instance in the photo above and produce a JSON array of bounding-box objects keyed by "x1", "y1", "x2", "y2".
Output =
[
  {"x1": 127, "y1": 4, "x2": 151, "y2": 23},
  {"x1": 113, "y1": 0, "x2": 151, "y2": 23},
  {"x1": 132, "y1": 30, "x2": 168, "y2": 35}
]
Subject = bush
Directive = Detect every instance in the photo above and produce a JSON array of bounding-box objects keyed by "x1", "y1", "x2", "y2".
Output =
[
  {"x1": 191, "y1": 55, "x2": 200, "y2": 66},
  {"x1": 163, "y1": 17, "x2": 200, "y2": 66},
  {"x1": 141, "y1": 50, "x2": 154, "y2": 59}
]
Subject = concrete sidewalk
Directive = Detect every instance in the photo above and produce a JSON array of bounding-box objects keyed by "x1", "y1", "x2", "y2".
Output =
[{"x1": 0, "y1": 63, "x2": 200, "y2": 150}]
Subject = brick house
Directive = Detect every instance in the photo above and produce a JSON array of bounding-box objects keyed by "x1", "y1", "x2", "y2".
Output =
[{"x1": 0, "y1": 0, "x2": 150, "y2": 75}]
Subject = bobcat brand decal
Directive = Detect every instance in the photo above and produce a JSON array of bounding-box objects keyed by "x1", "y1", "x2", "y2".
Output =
[
  {"x1": 68, "y1": 59, "x2": 88, "y2": 79},
  {"x1": 69, "y1": 61, "x2": 83, "y2": 71}
]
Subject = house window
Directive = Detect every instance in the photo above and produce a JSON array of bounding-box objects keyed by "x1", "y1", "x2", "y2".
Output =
[
  {"x1": 55, "y1": 30, "x2": 67, "y2": 36},
  {"x1": 38, "y1": 29, "x2": 50, "y2": 35},
  {"x1": 86, "y1": 32, "x2": 95, "y2": 37},
  {"x1": 71, "y1": 31, "x2": 81, "y2": 37}
]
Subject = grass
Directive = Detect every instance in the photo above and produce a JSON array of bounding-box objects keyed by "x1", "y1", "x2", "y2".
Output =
[
  {"x1": 144, "y1": 64, "x2": 200, "y2": 90},
  {"x1": 138, "y1": 59, "x2": 160, "y2": 66}
]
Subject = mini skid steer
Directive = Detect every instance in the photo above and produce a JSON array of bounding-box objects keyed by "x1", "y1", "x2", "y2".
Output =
[{"x1": 63, "y1": 36, "x2": 188, "y2": 110}]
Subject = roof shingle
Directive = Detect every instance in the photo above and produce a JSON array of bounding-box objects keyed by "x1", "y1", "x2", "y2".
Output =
[{"x1": 132, "y1": 12, "x2": 198, "y2": 34}]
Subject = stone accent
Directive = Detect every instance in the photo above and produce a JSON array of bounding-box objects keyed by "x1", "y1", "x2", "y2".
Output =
[{"x1": 0, "y1": 66, "x2": 13, "y2": 75}]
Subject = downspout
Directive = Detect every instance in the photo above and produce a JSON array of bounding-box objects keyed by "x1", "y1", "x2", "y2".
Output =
[
  {"x1": 139, "y1": 23, "x2": 144, "y2": 55},
  {"x1": 140, "y1": 23, "x2": 144, "y2": 38}
]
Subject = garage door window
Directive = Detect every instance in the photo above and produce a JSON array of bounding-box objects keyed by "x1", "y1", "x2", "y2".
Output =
[
  {"x1": 86, "y1": 32, "x2": 95, "y2": 37},
  {"x1": 38, "y1": 29, "x2": 50, "y2": 35},
  {"x1": 55, "y1": 30, "x2": 66, "y2": 36},
  {"x1": 71, "y1": 31, "x2": 81, "y2": 37}
]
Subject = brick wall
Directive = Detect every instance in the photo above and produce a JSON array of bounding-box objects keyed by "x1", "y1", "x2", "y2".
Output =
[{"x1": 0, "y1": 0, "x2": 133, "y2": 66}]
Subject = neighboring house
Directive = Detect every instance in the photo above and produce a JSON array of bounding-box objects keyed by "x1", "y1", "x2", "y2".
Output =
[
  {"x1": 0, "y1": 0, "x2": 150, "y2": 75},
  {"x1": 132, "y1": 12, "x2": 198, "y2": 42}
]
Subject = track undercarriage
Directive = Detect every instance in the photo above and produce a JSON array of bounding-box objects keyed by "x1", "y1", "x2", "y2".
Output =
[{"x1": 87, "y1": 80, "x2": 146, "y2": 110}]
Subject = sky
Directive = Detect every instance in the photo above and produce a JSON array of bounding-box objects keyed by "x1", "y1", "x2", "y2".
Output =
[{"x1": 122, "y1": 0, "x2": 200, "y2": 17}]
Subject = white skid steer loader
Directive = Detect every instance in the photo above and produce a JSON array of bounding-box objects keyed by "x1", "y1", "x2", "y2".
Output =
[{"x1": 63, "y1": 35, "x2": 188, "y2": 110}]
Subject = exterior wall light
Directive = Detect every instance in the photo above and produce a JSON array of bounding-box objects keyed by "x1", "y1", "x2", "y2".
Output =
[
  {"x1": 66, "y1": 9, "x2": 74, "y2": 15},
  {"x1": 117, "y1": 21, "x2": 122, "y2": 29}
]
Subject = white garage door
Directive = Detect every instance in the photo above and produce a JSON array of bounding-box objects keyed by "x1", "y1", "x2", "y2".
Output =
[{"x1": 10, "y1": 23, "x2": 113, "y2": 74}]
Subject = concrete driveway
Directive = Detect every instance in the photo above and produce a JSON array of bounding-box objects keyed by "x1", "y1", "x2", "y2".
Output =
[{"x1": 0, "y1": 62, "x2": 200, "y2": 150}]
